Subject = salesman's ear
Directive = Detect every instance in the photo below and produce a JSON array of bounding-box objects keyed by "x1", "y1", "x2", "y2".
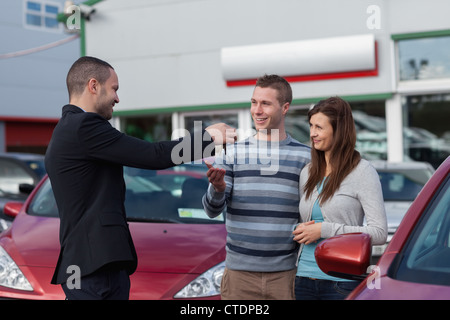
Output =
[{"x1": 87, "y1": 78, "x2": 99, "y2": 95}]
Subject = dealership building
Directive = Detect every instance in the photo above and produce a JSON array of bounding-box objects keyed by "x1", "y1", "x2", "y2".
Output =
[
  {"x1": 3, "y1": 0, "x2": 450, "y2": 168},
  {"x1": 0, "y1": 0, "x2": 79, "y2": 154}
]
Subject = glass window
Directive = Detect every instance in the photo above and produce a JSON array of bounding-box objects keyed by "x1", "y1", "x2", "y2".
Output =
[
  {"x1": 398, "y1": 36, "x2": 450, "y2": 81},
  {"x1": 28, "y1": 178, "x2": 57, "y2": 217},
  {"x1": 287, "y1": 101, "x2": 388, "y2": 160},
  {"x1": 183, "y1": 113, "x2": 239, "y2": 135},
  {"x1": 0, "y1": 159, "x2": 34, "y2": 196},
  {"x1": 392, "y1": 175, "x2": 450, "y2": 286},
  {"x1": 402, "y1": 94, "x2": 450, "y2": 168},
  {"x1": 124, "y1": 114, "x2": 172, "y2": 142},
  {"x1": 378, "y1": 171, "x2": 429, "y2": 201},
  {"x1": 27, "y1": 1, "x2": 41, "y2": 11},
  {"x1": 24, "y1": 0, "x2": 61, "y2": 32},
  {"x1": 351, "y1": 100, "x2": 387, "y2": 160},
  {"x1": 44, "y1": 16, "x2": 58, "y2": 28},
  {"x1": 26, "y1": 13, "x2": 42, "y2": 27},
  {"x1": 28, "y1": 163, "x2": 225, "y2": 224},
  {"x1": 45, "y1": 4, "x2": 58, "y2": 14},
  {"x1": 285, "y1": 106, "x2": 311, "y2": 145},
  {"x1": 23, "y1": 159, "x2": 46, "y2": 179}
]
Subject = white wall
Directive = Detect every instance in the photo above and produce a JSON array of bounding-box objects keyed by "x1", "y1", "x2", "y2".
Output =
[
  {"x1": 85, "y1": 0, "x2": 401, "y2": 111},
  {"x1": 0, "y1": 0, "x2": 80, "y2": 119},
  {"x1": 83, "y1": 0, "x2": 450, "y2": 163}
]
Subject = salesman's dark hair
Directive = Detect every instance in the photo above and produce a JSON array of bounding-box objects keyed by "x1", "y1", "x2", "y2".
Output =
[{"x1": 66, "y1": 56, "x2": 114, "y2": 99}]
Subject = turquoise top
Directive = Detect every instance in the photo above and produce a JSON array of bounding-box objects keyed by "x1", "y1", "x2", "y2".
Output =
[{"x1": 296, "y1": 179, "x2": 352, "y2": 281}]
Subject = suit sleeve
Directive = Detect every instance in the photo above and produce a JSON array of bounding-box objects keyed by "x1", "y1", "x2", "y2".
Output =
[{"x1": 79, "y1": 113, "x2": 215, "y2": 169}]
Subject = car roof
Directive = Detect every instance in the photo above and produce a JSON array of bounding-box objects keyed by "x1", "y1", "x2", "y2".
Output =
[
  {"x1": 0, "y1": 152, "x2": 45, "y2": 161},
  {"x1": 369, "y1": 160, "x2": 435, "y2": 171}
]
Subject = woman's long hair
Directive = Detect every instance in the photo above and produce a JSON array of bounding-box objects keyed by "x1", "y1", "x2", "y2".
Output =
[{"x1": 303, "y1": 97, "x2": 361, "y2": 204}]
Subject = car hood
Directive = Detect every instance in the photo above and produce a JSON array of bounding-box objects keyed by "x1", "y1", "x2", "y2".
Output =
[
  {"x1": 130, "y1": 222, "x2": 226, "y2": 274},
  {"x1": 11, "y1": 213, "x2": 226, "y2": 274}
]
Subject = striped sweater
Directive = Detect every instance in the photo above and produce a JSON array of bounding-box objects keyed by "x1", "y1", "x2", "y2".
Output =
[{"x1": 203, "y1": 134, "x2": 311, "y2": 272}]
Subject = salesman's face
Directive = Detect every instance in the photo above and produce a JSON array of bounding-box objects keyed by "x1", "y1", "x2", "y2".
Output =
[{"x1": 95, "y1": 68, "x2": 120, "y2": 120}]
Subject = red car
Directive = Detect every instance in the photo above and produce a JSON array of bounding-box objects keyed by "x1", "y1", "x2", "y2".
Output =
[
  {"x1": 315, "y1": 156, "x2": 450, "y2": 299},
  {"x1": 0, "y1": 162, "x2": 226, "y2": 300}
]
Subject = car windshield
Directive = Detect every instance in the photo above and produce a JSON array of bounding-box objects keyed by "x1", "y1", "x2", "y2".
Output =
[
  {"x1": 24, "y1": 159, "x2": 46, "y2": 179},
  {"x1": 27, "y1": 162, "x2": 224, "y2": 224},
  {"x1": 390, "y1": 174, "x2": 450, "y2": 286},
  {"x1": 378, "y1": 169, "x2": 432, "y2": 201},
  {"x1": 0, "y1": 157, "x2": 45, "y2": 198}
]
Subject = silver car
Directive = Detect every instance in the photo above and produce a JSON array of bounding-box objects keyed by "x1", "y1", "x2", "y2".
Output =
[
  {"x1": 0, "y1": 153, "x2": 46, "y2": 232},
  {"x1": 369, "y1": 160, "x2": 435, "y2": 262}
]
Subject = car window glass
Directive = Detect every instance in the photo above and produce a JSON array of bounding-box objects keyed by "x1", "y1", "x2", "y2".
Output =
[
  {"x1": 0, "y1": 159, "x2": 34, "y2": 196},
  {"x1": 28, "y1": 179, "x2": 58, "y2": 217},
  {"x1": 392, "y1": 175, "x2": 450, "y2": 286},
  {"x1": 123, "y1": 163, "x2": 224, "y2": 224},
  {"x1": 28, "y1": 162, "x2": 224, "y2": 224},
  {"x1": 24, "y1": 159, "x2": 46, "y2": 179},
  {"x1": 379, "y1": 172, "x2": 425, "y2": 201}
]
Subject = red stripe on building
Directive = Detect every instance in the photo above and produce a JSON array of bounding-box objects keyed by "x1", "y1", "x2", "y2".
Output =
[{"x1": 226, "y1": 42, "x2": 379, "y2": 87}]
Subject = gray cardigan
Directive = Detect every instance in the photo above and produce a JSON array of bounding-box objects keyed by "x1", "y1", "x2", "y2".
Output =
[{"x1": 299, "y1": 159, "x2": 388, "y2": 246}]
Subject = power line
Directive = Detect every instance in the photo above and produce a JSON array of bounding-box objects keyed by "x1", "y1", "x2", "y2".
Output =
[{"x1": 0, "y1": 34, "x2": 79, "y2": 59}]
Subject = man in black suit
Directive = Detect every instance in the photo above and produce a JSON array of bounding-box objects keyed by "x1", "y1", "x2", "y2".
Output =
[{"x1": 45, "y1": 56, "x2": 235, "y2": 300}]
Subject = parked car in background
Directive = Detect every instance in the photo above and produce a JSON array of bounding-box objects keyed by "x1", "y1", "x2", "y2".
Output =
[
  {"x1": 0, "y1": 153, "x2": 46, "y2": 232},
  {"x1": 369, "y1": 160, "x2": 435, "y2": 261},
  {"x1": 315, "y1": 156, "x2": 450, "y2": 299},
  {"x1": 0, "y1": 160, "x2": 226, "y2": 300}
]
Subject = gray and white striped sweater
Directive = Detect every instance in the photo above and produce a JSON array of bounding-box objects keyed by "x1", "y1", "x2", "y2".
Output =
[{"x1": 203, "y1": 134, "x2": 311, "y2": 272}]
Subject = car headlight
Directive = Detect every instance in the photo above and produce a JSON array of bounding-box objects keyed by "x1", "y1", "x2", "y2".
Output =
[
  {"x1": 0, "y1": 246, "x2": 33, "y2": 291},
  {"x1": 174, "y1": 261, "x2": 225, "y2": 298},
  {"x1": 0, "y1": 219, "x2": 12, "y2": 233}
]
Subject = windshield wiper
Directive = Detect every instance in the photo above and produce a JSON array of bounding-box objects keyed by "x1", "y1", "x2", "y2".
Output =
[{"x1": 126, "y1": 217, "x2": 180, "y2": 224}]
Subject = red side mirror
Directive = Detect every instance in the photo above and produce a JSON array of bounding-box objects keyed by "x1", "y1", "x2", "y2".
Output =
[
  {"x1": 3, "y1": 202, "x2": 24, "y2": 218},
  {"x1": 315, "y1": 233, "x2": 372, "y2": 280}
]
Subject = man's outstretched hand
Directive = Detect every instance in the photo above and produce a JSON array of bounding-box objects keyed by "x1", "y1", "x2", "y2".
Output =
[{"x1": 205, "y1": 161, "x2": 226, "y2": 193}]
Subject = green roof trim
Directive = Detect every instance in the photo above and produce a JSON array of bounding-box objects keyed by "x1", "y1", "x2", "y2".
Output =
[
  {"x1": 114, "y1": 92, "x2": 393, "y2": 117},
  {"x1": 391, "y1": 29, "x2": 450, "y2": 41}
]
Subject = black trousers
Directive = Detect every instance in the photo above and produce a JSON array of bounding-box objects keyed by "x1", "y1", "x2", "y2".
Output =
[{"x1": 62, "y1": 267, "x2": 130, "y2": 300}]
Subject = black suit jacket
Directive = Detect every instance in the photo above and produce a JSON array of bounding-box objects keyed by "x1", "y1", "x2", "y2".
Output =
[{"x1": 45, "y1": 105, "x2": 215, "y2": 284}]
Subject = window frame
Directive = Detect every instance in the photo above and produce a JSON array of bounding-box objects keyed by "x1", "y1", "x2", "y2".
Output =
[
  {"x1": 23, "y1": 0, "x2": 62, "y2": 33},
  {"x1": 393, "y1": 30, "x2": 450, "y2": 96}
]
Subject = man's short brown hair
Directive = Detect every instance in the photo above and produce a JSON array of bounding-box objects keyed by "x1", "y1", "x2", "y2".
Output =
[
  {"x1": 255, "y1": 74, "x2": 293, "y2": 106},
  {"x1": 66, "y1": 56, "x2": 114, "y2": 99}
]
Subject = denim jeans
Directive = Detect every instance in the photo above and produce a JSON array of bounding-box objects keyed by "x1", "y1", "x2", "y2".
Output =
[{"x1": 295, "y1": 276, "x2": 360, "y2": 300}]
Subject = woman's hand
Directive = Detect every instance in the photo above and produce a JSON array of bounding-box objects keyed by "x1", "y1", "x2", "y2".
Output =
[{"x1": 293, "y1": 221, "x2": 322, "y2": 245}]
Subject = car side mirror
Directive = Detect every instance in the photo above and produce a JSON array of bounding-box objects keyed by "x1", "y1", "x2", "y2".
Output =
[
  {"x1": 19, "y1": 183, "x2": 35, "y2": 195},
  {"x1": 315, "y1": 233, "x2": 372, "y2": 281},
  {"x1": 3, "y1": 202, "x2": 24, "y2": 218}
]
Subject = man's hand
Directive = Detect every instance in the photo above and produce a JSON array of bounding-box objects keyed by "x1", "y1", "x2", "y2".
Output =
[
  {"x1": 205, "y1": 123, "x2": 237, "y2": 145},
  {"x1": 205, "y1": 161, "x2": 226, "y2": 192}
]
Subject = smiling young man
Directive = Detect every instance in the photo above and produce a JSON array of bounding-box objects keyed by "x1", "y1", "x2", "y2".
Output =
[
  {"x1": 203, "y1": 74, "x2": 311, "y2": 300},
  {"x1": 251, "y1": 83, "x2": 289, "y2": 141}
]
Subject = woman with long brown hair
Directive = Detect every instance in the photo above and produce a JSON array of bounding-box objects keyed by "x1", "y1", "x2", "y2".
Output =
[{"x1": 293, "y1": 97, "x2": 387, "y2": 300}]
